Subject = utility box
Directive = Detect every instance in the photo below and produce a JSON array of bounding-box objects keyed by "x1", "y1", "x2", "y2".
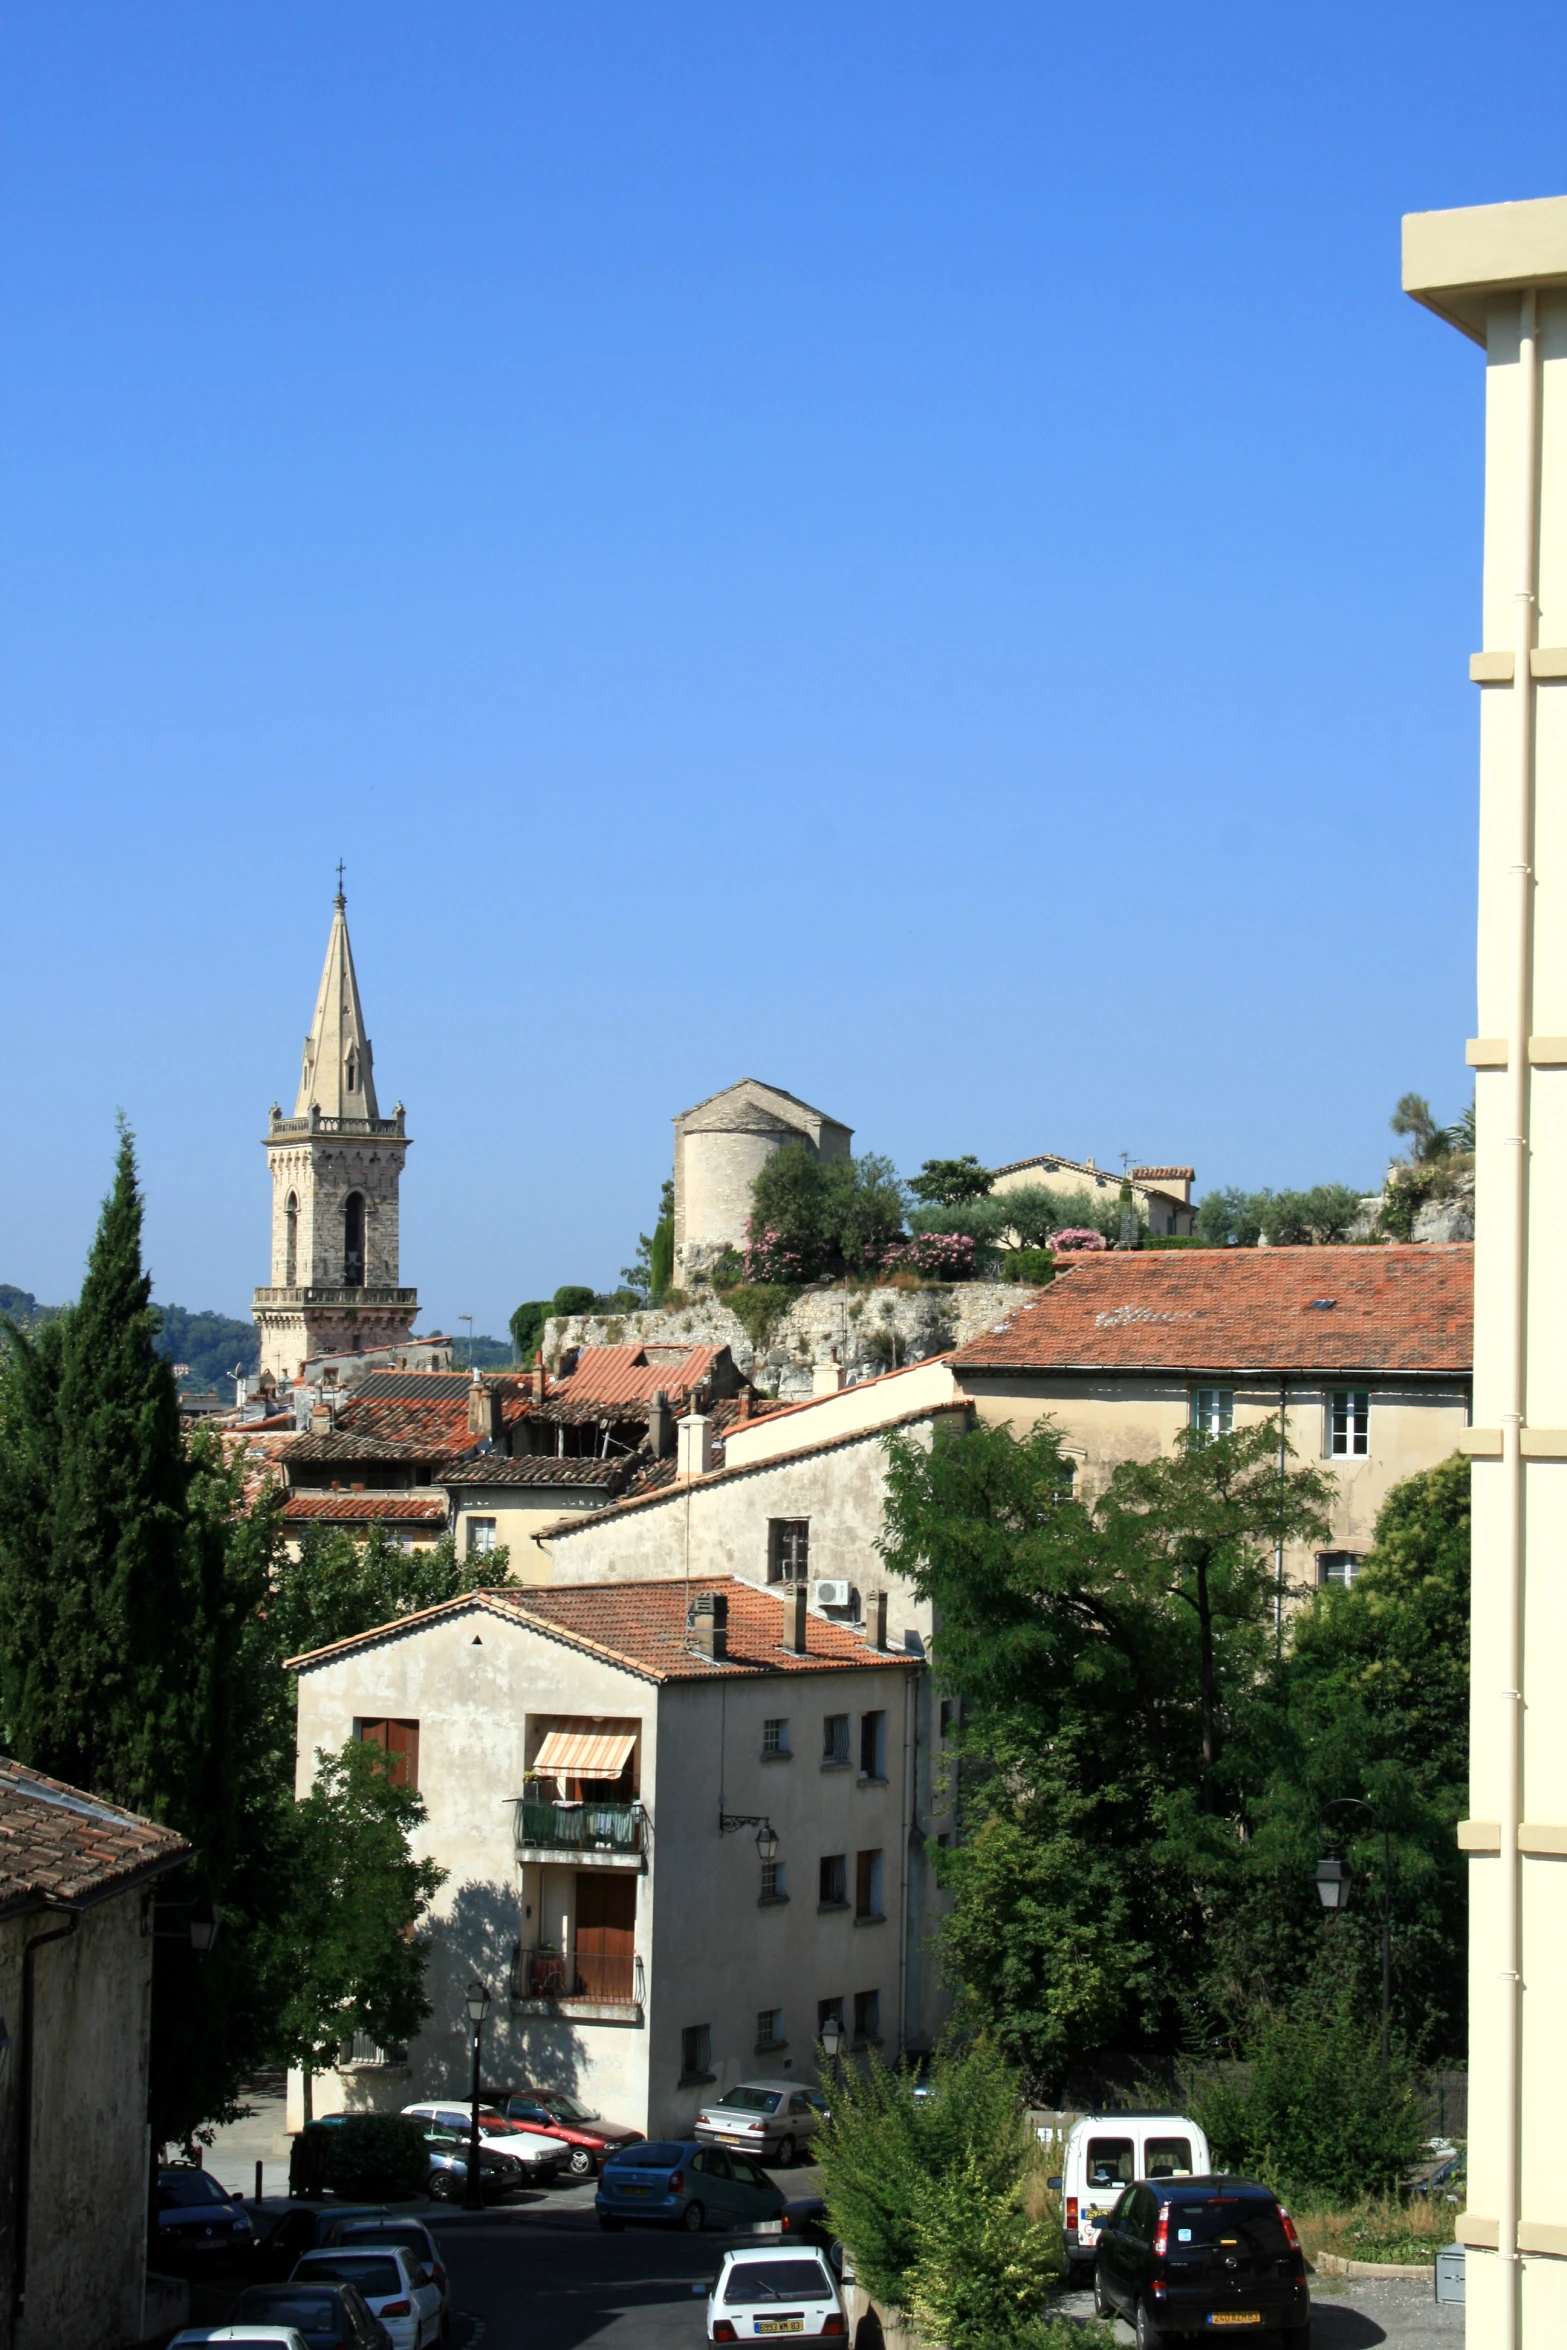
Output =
[{"x1": 1435, "y1": 2244, "x2": 1465, "y2": 2305}]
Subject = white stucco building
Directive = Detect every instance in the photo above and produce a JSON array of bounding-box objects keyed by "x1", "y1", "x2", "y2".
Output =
[{"x1": 287, "y1": 1578, "x2": 936, "y2": 2139}]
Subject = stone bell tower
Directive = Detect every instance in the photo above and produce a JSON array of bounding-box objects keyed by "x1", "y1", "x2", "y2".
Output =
[{"x1": 253, "y1": 887, "x2": 418, "y2": 1379}]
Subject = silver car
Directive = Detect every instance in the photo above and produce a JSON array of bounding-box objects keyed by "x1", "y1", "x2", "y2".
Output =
[{"x1": 694, "y1": 2081, "x2": 828, "y2": 2167}]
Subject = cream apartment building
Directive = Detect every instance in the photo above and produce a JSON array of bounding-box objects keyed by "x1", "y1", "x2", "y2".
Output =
[
  {"x1": 1404, "y1": 192, "x2": 1567, "y2": 2344},
  {"x1": 287, "y1": 1578, "x2": 931, "y2": 2138}
]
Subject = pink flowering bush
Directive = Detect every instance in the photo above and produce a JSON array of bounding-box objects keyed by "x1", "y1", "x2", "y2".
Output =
[
  {"x1": 1052, "y1": 1227, "x2": 1108, "y2": 1252},
  {"x1": 743, "y1": 1220, "x2": 816, "y2": 1284},
  {"x1": 879, "y1": 1231, "x2": 977, "y2": 1280}
]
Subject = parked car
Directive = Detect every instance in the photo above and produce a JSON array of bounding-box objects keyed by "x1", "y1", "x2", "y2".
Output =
[
  {"x1": 1092, "y1": 2174, "x2": 1311, "y2": 2348},
  {"x1": 318, "y1": 2219, "x2": 448, "y2": 2335},
  {"x1": 696, "y1": 2245, "x2": 847, "y2": 2343},
  {"x1": 228, "y1": 2281, "x2": 391, "y2": 2350},
  {"x1": 421, "y1": 2130, "x2": 527, "y2": 2203},
  {"x1": 695, "y1": 2082, "x2": 828, "y2": 2167},
  {"x1": 596, "y1": 2140, "x2": 786, "y2": 2234},
  {"x1": 170, "y1": 2334, "x2": 311, "y2": 2349},
  {"x1": 251, "y1": 2208, "x2": 387, "y2": 2283},
  {"x1": 776, "y1": 2199, "x2": 846, "y2": 2274},
  {"x1": 1044, "y1": 2110, "x2": 1211, "y2": 2276},
  {"x1": 293, "y1": 2248, "x2": 442, "y2": 2350},
  {"x1": 484, "y1": 2086, "x2": 644, "y2": 2176},
  {"x1": 400, "y1": 2102, "x2": 567, "y2": 2186},
  {"x1": 156, "y1": 2168, "x2": 256, "y2": 2270}
]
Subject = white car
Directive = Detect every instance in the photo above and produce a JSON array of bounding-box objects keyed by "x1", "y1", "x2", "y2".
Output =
[
  {"x1": 698, "y1": 2244, "x2": 846, "y2": 2342},
  {"x1": 170, "y1": 2334, "x2": 312, "y2": 2349},
  {"x1": 401, "y1": 2100, "x2": 568, "y2": 2184},
  {"x1": 292, "y1": 2246, "x2": 442, "y2": 2350}
]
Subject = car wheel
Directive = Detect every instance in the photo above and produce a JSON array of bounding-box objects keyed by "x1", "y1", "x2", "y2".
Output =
[
  {"x1": 1092, "y1": 2268, "x2": 1114, "y2": 2319},
  {"x1": 1134, "y1": 2299, "x2": 1161, "y2": 2350},
  {"x1": 682, "y1": 2201, "x2": 706, "y2": 2233},
  {"x1": 568, "y1": 2146, "x2": 595, "y2": 2179},
  {"x1": 599, "y1": 2213, "x2": 624, "y2": 2232},
  {"x1": 428, "y1": 2174, "x2": 457, "y2": 2203},
  {"x1": 775, "y1": 2135, "x2": 796, "y2": 2169}
]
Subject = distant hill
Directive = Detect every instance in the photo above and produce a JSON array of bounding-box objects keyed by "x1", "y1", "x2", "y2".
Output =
[{"x1": 1, "y1": 1284, "x2": 259, "y2": 1395}]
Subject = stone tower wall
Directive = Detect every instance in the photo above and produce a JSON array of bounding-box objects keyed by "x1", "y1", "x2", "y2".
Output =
[{"x1": 269, "y1": 1138, "x2": 406, "y2": 1289}]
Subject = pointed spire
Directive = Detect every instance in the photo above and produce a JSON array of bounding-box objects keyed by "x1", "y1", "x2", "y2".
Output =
[{"x1": 295, "y1": 886, "x2": 380, "y2": 1119}]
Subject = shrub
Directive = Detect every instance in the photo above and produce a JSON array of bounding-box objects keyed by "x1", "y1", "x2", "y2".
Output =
[
  {"x1": 1191, "y1": 1989, "x2": 1425, "y2": 2204},
  {"x1": 1052, "y1": 1228, "x2": 1107, "y2": 1252},
  {"x1": 321, "y1": 2113, "x2": 429, "y2": 2200},
  {"x1": 750, "y1": 1143, "x2": 909, "y2": 1278},
  {"x1": 880, "y1": 1232, "x2": 977, "y2": 1280},
  {"x1": 910, "y1": 1196, "x2": 1011, "y2": 1251},
  {"x1": 1259, "y1": 1185, "x2": 1365, "y2": 1245},
  {"x1": 1000, "y1": 1247, "x2": 1057, "y2": 1284},
  {"x1": 743, "y1": 1222, "x2": 816, "y2": 1285},
  {"x1": 1140, "y1": 1233, "x2": 1208, "y2": 1250},
  {"x1": 723, "y1": 1282, "x2": 797, "y2": 1354}
]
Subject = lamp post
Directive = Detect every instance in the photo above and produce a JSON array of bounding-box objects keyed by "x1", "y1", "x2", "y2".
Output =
[
  {"x1": 819, "y1": 2011, "x2": 844, "y2": 2096},
  {"x1": 719, "y1": 1812, "x2": 779, "y2": 1864},
  {"x1": 1315, "y1": 1797, "x2": 1392, "y2": 2073},
  {"x1": 463, "y1": 1978, "x2": 492, "y2": 2210}
]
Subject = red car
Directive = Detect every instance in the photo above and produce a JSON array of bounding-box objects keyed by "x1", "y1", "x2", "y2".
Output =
[{"x1": 483, "y1": 2087, "x2": 643, "y2": 2178}]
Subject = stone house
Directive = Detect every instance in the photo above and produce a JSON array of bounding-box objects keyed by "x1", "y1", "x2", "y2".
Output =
[
  {"x1": 0, "y1": 1761, "x2": 187, "y2": 2350},
  {"x1": 673, "y1": 1081, "x2": 852, "y2": 1287},
  {"x1": 286, "y1": 1579, "x2": 933, "y2": 2138},
  {"x1": 989, "y1": 1152, "x2": 1198, "y2": 1238}
]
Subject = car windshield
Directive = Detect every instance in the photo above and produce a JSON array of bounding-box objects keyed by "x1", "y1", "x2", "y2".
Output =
[
  {"x1": 539, "y1": 2092, "x2": 598, "y2": 2122},
  {"x1": 298, "y1": 2257, "x2": 403, "y2": 2296},
  {"x1": 609, "y1": 2142, "x2": 685, "y2": 2166},
  {"x1": 1165, "y1": 2197, "x2": 1290, "y2": 2255},
  {"x1": 158, "y1": 2171, "x2": 230, "y2": 2209},
  {"x1": 340, "y1": 2226, "x2": 429, "y2": 2258},
  {"x1": 715, "y1": 2088, "x2": 782, "y2": 2114},
  {"x1": 236, "y1": 2289, "x2": 344, "y2": 2331},
  {"x1": 725, "y1": 2259, "x2": 833, "y2": 2303}
]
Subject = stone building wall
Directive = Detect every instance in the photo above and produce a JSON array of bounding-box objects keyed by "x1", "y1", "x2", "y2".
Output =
[{"x1": 269, "y1": 1138, "x2": 406, "y2": 1289}]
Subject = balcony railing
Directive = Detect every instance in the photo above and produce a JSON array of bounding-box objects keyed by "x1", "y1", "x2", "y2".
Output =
[
  {"x1": 513, "y1": 1947, "x2": 643, "y2": 2006},
  {"x1": 513, "y1": 1799, "x2": 644, "y2": 1857}
]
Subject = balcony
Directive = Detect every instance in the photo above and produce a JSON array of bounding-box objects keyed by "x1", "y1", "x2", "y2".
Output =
[
  {"x1": 511, "y1": 1945, "x2": 644, "y2": 2021},
  {"x1": 513, "y1": 1799, "x2": 645, "y2": 1868}
]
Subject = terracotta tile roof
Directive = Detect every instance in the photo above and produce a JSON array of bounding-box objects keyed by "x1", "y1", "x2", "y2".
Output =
[
  {"x1": 0, "y1": 1760, "x2": 188, "y2": 1920},
  {"x1": 282, "y1": 1492, "x2": 449, "y2": 1523},
  {"x1": 547, "y1": 1343, "x2": 727, "y2": 1411},
  {"x1": 949, "y1": 1245, "x2": 1472, "y2": 1377},
  {"x1": 441, "y1": 1456, "x2": 636, "y2": 1490},
  {"x1": 289, "y1": 1577, "x2": 918, "y2": 1682},
  {"x1": 1130, "y1": 1166, "x2": 1195, "y2": 1181},
  {"x1": 288, "y1": 1431, "x2": 433, "y2": 1464}
]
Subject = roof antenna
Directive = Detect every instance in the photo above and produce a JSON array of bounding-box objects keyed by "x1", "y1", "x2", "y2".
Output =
[{"x1": 335, "y1": 858, "x2": 346, "y2": 905}]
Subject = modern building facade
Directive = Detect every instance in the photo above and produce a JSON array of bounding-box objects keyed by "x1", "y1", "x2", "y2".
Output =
[
  {"x1": 1405, "y1": 193, "x2": 1567, "y2": 2343},
  {"x1": 253, "y1": 891, "x2": 418, "y2": 1379}
]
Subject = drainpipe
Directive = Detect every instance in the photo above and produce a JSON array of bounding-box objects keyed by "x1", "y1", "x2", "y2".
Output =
[
  {"x1": 1497, "y1": 283, "x2": 1540, "y2": 2350},
  {"x1": 896, "y1": 1669, "x2": 915, "y2": 2056},
  {"x1": 12, "y1": 1907, "x2": 80, "y2": 2330}
]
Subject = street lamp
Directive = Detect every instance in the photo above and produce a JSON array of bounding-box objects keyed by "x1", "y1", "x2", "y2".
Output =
[
  {"x1": 463, "y1": 1978, "x2": 492, "y2": 2211},
  {"x1": 819, "y1": 2010, "x2": 844, "y2": 2096},
  {"x1": 719, "y1": 1811, "x2": 779, "y2": 1862},
  {"x1": 1315, "y1": 1799, "x2": 1392, "y2": 2072}
]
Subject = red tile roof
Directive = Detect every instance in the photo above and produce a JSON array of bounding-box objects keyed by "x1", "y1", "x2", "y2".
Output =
[
  {"x1": 949, "y1": 1245, "x2": 1472, "y2": 1377},
  {"x1": 1131, "y1": 1166, "x2": 1195, "y2": 1181},
  {"x1": 289, "y1": 1577, "x2": 918, "y2": 1682},
  {"x1": 548, "y1": 1343, "x2": 728, "y2": 1411},
  {"x1": 0, "y1": 1760, "x2": 189, "y2": 1920},
  {"x1": 282, "y1": 1492, "x2": 449, "y2": 1522}
]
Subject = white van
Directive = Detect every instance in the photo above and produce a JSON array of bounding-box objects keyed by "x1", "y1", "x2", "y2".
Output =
[{"x1": 1041, "y1": 2110, "x2": 1212, "y2": 2274}]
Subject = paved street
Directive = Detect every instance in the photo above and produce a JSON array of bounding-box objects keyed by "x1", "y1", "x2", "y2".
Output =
[{"x1": 1053, "y1": 2275, "x2": 1463, "y2": 2349}]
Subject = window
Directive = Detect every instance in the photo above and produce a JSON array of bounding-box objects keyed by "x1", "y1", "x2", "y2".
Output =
[
  {"x1": 762, "y1": 1717, "x2": 791, "y2": 1759},
  {"x1": 1143, "y1": 2136, "x2": 1193, "y2": 2179},
  {"x1": 343, "y1": 1191, "x2": 366, "y2": 1288},
  {"x1": 822, "y1": 1714, "x2": 850, "y2": 1767},
  {"x1": 817, "y1": 1996, "x2": 844, "y2": 2039},
  {"x1": 769, "y1": 1519, "x2": 810, "y2": 1583},
  {"x1": 819, "y1": 1854, "x2": 848, "y2": 1908},
  {"x1": 1329, "y1": 1389, "x2": 1370, "y2": 1458},
  {"x1": 855, "y1": 1849, "x2": 884, "y2": 1921},
  {"x1": 853, "y1": 1989, "x2": 881, "y2": 2043},
  {"x1": 1191, "y1": 1389, "x2": 1233, "y2": 1438},
  {"x1": 346, "y1": 1045, "x2": 359, "y2": 1094},
  {"x1": 760, "y1": 1859, "x2": 788, "y2": 1904},
  {"x1": 1086, "y1": 2137, "x2": 1136, "y2": 2188},
  {"x1": 1317, "y1": 1551, "x2": 1362, "y2": 1588},
  {"x1": 284, "y1": 1192, "x2": 298, "y2": 1286},
  {"x1": 357, "y1": 1719, "x2": 419, "y2": 1791},
  {"x1": 859, "y1": 1711, "x2": 887, "y2": 1781},
  {"x1": 467, "y1": 1518, "x2": 498, "y2": 1557},
  {"x1": 680, "y1": 2024, "x2": 713, "y2": 2081},
  {"x1": 756, "y1": 2008, "x2": 786, "y2": 2051}
]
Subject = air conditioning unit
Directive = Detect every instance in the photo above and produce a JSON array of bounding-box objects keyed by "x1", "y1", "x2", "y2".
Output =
[{"x1": 814, "y1": 1579, "x2": 853, "y2": 1610}]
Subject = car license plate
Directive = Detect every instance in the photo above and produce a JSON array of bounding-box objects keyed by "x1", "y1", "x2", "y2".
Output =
[
  {"x1": 721, "y1": 2133, "x2": 747, "y2": 2144},
  {"x1": 755, "y1": 2322, "x2": 803, "y2": 2335},
  {"x1": 1206, "y1": 2317, "x2": 1262, "y2": 2328},
  {"x1": 620, "y1": 2185, "x2": 650, "y2": 2196}
]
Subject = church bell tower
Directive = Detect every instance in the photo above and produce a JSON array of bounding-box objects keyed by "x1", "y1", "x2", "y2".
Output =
[{"x1": 253, "y1": 887, "x2": 418, "y2": 1379}]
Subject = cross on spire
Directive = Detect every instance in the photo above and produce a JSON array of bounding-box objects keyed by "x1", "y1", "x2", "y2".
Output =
[{"x1": 335, "y1": 858, "x2": 346, "y2": 904}]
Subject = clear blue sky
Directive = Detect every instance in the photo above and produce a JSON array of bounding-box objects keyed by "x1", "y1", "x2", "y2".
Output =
[{"x1": 3, "y1": 4, "x2": 1562, "y2": 1337}]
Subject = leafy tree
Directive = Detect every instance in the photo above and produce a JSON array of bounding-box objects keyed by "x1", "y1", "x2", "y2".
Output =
[
  {"x1": 909, "y1": 1196, "x2": 1012, "y2": 1251},
  {"x1": 908, "y1": 1156, "x2": 996, "y2": 1207},
  {"x1": 154, "y1": 1303, "x2": 260, "y2": 1394},
  {"x1": 1195, "y1": 1187, "x2": 1267, "y2": 1248},
  {"x1": 822, "y1": 1153, "x2": 908, "y2": 1272},
  {"x1": 1258, "y1": 1185, "x2": 1365, "y2": 1245},
  {"x1": 750, "y1": 1144, "x2": 908, "y2": 1278},
  {"x1": 622, "y1": 1179, "x2": 675, "y2": 1304},
  {"x1": 265, "y1": 1524, "x2": 509, "y2": 1663},
  {"x1": 270, "y1": 1740, "x2": 446, "y2": 2121},
  {"x1": 1455, "y1": 1095, "x2": 1476, "y2": 1152},
  {"x1": 877, "y1": 1416, "x2": 1332, "y2": 2091},
  {"x1": 1390, "y1": 1091, "x2": 1443, "y2": 1162},
  {"x1": 509, "y1": 1299, "x2": 550, "y2": 1363},
  {"x1": 551, "y1": 1284, "x2": 598, "y2": 1318}
]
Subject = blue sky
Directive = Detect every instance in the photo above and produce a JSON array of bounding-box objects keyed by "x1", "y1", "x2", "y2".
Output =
[{"x1": 2, "y1": 3, "x2": 1562, "y2": 1337}]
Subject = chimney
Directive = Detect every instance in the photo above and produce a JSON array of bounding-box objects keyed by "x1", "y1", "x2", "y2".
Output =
[
  {"x1": 812, "y1": 1353, "x2": 845, "y2": 1399},
  {"x1": 530, "y1": 1350, "x2": 547, "y2": 1407},
  {"x1": 678, "y1": 1402, "x2": 715, "y2": 1480},
  {"x1": 864, "y1": 1589, "x2": 888, "y2": 1650},
  {"x1": 467, "y1": 1371, "x2": 502, "y2": 1443},
  {"x1": 648, "y1": 1388, "x2": 675, "y2": 1459},
  {"x1": 690, "y1": 1590, "x2": 728, "y2": 1661},
  {"x1": 735, "y1": 1390, "x2": 752, "y2": 1424},
  {"x1": 783, "y1": 1583, "x2": 808, "y2": 1656}
]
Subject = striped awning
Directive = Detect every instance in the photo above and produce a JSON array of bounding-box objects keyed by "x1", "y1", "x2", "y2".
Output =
[{"x1": 532, "y1": 1730, "x2": 636, "y2": 1777}]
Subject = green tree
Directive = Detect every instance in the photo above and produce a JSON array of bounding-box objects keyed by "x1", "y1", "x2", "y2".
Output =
[
  {"x1": 821, "y1": 1152, "x2": 908, "y2": 1272},
  {"x1": 551, "y1": 1283, "x2": 598, "y2": 1318},
  {"x1": 622, "y1": 1179, "x2": 676, "y2": 1305},
  {"x1": 750, "y1": 1144, "x2": 908, "y2": 1278},
  {"x1": 1194, "y1": 1187, "x2": 1267, "y2": 1247},
  {"x1": 509, "y1": 1299, "x2": 550, "y2": 1363},
  {"x1": 1258, "y1": 1184, "x2": 1365, "y2": 1245},
  {"x1": 908, "y1": 1156, "x2": 996, "y2": 1207},
  {"x1": 1390, "y1": 1091, "x2": 1443, "y2": 1162},
  {"x1": 270, "y1": 1739, "x2": 446, "y2": 2120},
  {"x1": 264, "y1": 1523, "x2": 509, "y2": 1663}
]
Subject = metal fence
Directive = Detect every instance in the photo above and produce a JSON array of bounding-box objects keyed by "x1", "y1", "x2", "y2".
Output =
[{"x1": 513, "y1": 1799, "x2": 644, "y2": 1856}]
